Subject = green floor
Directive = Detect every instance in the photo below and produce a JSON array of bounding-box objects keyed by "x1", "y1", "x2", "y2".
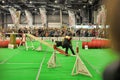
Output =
[{"x1": 0, "y1": 40, "x2": 118, "y2": 80}]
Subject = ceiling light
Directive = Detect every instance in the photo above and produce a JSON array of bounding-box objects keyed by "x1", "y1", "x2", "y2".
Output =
[
  {"x1": 2, "y1": 0, "x2": 5, "y2": 3},
  {"x1": 55, "y1": 0, "x2": 57, "y2": 3},
  {"x1": 89, "y1": 1, "x2": 92, "y2": 4},
  {"x1": 29, "y1": 1, "x2": 32, "y2": 4},
  {"x1": 83, "y1": 5, "x2": 86, "y2": 8}
]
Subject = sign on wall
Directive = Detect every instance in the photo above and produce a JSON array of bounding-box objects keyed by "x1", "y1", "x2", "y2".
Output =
[
  {"x1": 39, "y1": 8, "x2": 47, "y2": 27},
  {"x1": 68, "y1": 10, "x2": 75, "y2": 28},
  {"x1": 97, "y1": 5, "x2": 106, "y2": 28},
  {"x1": 9, "y1": 7, "x2": 21, "y2": 27},
  {"x1": 25, "y1": 10, "x2": 33, "y2": 27}
]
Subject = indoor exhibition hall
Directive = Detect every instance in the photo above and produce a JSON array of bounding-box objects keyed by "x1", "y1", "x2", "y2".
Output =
[{"x1": 0, "y1": 0, "x2": 119, "y2": 80}]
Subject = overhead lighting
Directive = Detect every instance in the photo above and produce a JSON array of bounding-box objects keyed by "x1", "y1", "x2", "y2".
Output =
[
  {"x1": 2, "y1": 0, "x2": 5, "y2": 3},
  {"x1": 29, "y1": 1, "x2": 32, "y2": 4},
  {"x1": 55, "y1": 0, "x2": 57, "y2": 3},
  {"x1": 83, "y1": 5, "x2": 86, "y2": 8},
  {"x1": 89, "y1": 1, "x2": 92, "y2": 5}
]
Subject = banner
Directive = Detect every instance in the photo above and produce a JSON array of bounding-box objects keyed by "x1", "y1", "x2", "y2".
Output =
[
  {"x1": 9, "y1": 7, "x2": 21, "y2": 26},
  {"x1": 68, "y1": 10, "x2": 75, "y2": 27},
  {"x1": 97, "y1": 13, "x2": 101, "y2": 25},
  {"x1": 39, "y1": 8, "x2": 47, "y2": 27},
  {"x1": 97, "y1": 5, "x2": 106, "y2": 27},
  {"x1": 25, "y1": 10, "x2": 33, "y2": 27}
]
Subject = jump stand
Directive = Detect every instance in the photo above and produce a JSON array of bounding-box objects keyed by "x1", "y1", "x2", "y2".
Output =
[
  {"x1": 71, "y1": 42, "x2": 92, "y2": 77},
  {"x1": 19, "y1": 34, "x2": 35, "y2": 50},
  {"x1": 47, "y1": 48, "x2": 61, "y2": 68},
  {"x1": 35, "y1": 43, "x2": 42, "y2": 51},
  {"x1": 53, "y1": 45, "x2": 68, "y2": 56}
]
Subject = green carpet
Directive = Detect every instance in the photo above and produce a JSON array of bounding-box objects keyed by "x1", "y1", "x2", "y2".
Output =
[{"x1": 0, "y1": 40, "x2": 118, "y2": 80}]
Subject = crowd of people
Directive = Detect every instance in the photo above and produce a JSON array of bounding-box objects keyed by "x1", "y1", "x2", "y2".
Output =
[{"x1": 0, "y1": 27, "x2": 107, "y2": 38}]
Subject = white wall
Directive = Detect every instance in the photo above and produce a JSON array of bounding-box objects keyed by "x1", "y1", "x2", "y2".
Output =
[
  {"x1": 5, "y1": 14, "x2": 69, "y2": 24},
  {"x1": 35, "y1": 15, "x2": 41, "y2": 24},
  {"x1": 0, "y1": 14, "x2": 69, "y2": 28},
  {"x1": 48, "y1": 15, "x2": 60, "y2": 22},
  {"x1": 62, "y1": 15, "x2": 69, "y2": 24}
]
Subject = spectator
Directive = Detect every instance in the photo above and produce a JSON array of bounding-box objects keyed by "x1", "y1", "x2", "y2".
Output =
[{"x1": 103, "y1": 0, "x2": 120, "y2": 80}]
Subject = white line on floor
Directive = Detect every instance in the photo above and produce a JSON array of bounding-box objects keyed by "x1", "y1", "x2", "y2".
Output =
[
  {"x1": 0, "y1": 52, "x2": 19, "y2": 64},
  {"x1": 80, "y1": 55, "x2": 101, "y2": 75},
  {"x1": 36, "y1": 56, "x2": 46, "y2": 80},
  {"x1": 3, "y1": 62, "x2": 40, "y2": 64}
]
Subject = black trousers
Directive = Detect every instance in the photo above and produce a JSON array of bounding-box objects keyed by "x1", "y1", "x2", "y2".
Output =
[{"x1": 65, "y1": 45, "x2": 75, "y2": 55}]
